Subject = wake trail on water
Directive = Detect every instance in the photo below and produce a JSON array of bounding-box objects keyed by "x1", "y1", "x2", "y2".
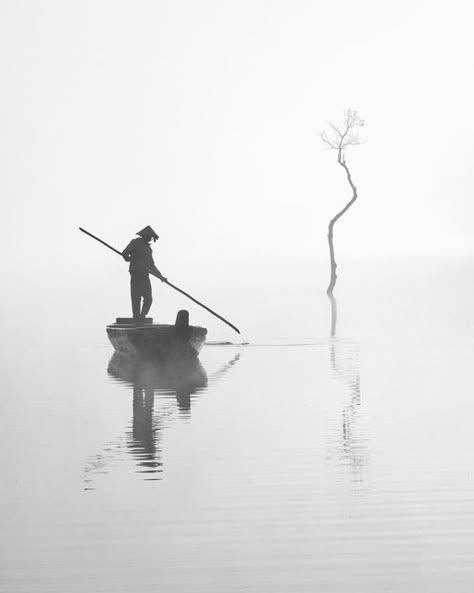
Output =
[
  {"x1": 206, "y1": 340, "x2": 250, "y2": 346},
  {"x1": 205, "y1": 339, "x2": 332, "y2": 347}
]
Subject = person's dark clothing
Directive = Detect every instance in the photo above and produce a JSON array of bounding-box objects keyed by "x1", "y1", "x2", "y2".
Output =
[
  {"x1": 130, "y1": 271, "x2": 153, "y2": 319},
  {"x1": 122, "y1": 237, "x2": 162, "y2": 276},
  {"x1": 122, "y1": 237, "x2": 163, "y2": 320}
]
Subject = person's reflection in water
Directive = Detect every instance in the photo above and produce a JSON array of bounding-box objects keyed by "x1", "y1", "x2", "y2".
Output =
[
  {"x1": 131, "y1": 384, "x2": 161, "y2": 475},
  {"x1": 328, "y1": 295, "x2": 368, "y2": 484},
  {"x1": 85, "y1": 349, "x2": 241, "y2": 489},
  {"x1": 109, "y1": 351, "x2": 208, "y2": 478}
]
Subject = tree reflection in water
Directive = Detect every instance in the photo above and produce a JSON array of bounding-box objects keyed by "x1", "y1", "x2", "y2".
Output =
[{"x1": 328, "y1": 295, "x2": 369, "y2": 484}]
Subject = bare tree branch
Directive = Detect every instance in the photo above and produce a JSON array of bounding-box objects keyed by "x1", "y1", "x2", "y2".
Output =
[
  {"x1": 321, "y1": 109, "x2": 365, "y2": 296},
  {"x1": 321, "y1": 109, "x2": 364, "y2": 156}
]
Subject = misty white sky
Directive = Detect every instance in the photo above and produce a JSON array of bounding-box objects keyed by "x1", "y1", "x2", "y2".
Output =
[{"x1": 2, "y1": 0, "x2": 473, "y2": 288}]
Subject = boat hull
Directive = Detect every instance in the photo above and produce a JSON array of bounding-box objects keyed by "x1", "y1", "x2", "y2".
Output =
[{"x1": 106, "y1": 322, "x2": 207, "y2": 359}]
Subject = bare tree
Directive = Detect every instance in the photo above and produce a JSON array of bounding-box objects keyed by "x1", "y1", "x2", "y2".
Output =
[{"x1": 321, "y1": 109, "x2": 364, "y2": 296}]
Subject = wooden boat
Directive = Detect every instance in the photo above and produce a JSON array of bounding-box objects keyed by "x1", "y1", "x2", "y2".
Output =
[{"x1": 106, "y1": 310, "x2": 207, "y2": 359}]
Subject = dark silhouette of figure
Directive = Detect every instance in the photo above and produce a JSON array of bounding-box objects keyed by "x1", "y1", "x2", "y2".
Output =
[{"x1": 122, "y1": 225, "x2": 167, "y2": 322}]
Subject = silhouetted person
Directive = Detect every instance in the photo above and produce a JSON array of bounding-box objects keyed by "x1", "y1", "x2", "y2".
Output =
[{"x1": 122, "y1": 226, "x2": 166, "y2": 323}]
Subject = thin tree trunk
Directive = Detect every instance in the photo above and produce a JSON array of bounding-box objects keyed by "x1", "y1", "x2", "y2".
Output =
[{"x1": 326, "y1": 150, "x2": 358, "y2": 296}]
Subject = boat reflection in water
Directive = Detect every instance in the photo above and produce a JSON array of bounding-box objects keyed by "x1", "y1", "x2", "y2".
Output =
[
  {"x1": 108, "y1": 351, "x2": 208, "y2": 477},
  {"x1": 108, "y1": 350, "x2": 208, "y2": 412},
  {"x1": 85, "y1": 350, "x2": 241, "y2": 489},
  {"x1": 84, "y1": 353, "x2": 208, "y2": 489}
]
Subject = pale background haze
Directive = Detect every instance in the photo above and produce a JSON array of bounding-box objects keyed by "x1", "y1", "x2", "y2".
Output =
[{"x1": 1, "y1": 0, "x2": 472, "y2": 336}]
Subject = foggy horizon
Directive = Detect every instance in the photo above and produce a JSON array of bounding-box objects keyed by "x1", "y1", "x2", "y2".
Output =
[{"x1": 2, "y1": 0, "x2": 474, "y2": 283}]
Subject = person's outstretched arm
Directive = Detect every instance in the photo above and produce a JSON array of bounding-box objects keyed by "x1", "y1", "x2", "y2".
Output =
[{"x1": 149, "y1": 254, "x2": 167, "y2": 281}]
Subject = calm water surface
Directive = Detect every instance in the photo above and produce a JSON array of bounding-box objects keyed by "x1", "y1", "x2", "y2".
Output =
[{"x1": 1, "y1": 259, "x2": 474, "y2": 592}]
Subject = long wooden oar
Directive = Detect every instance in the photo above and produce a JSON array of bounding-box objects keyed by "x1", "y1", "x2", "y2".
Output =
[{"x1": 79, "y1": 227, "x2": 241, "y2": 335}]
